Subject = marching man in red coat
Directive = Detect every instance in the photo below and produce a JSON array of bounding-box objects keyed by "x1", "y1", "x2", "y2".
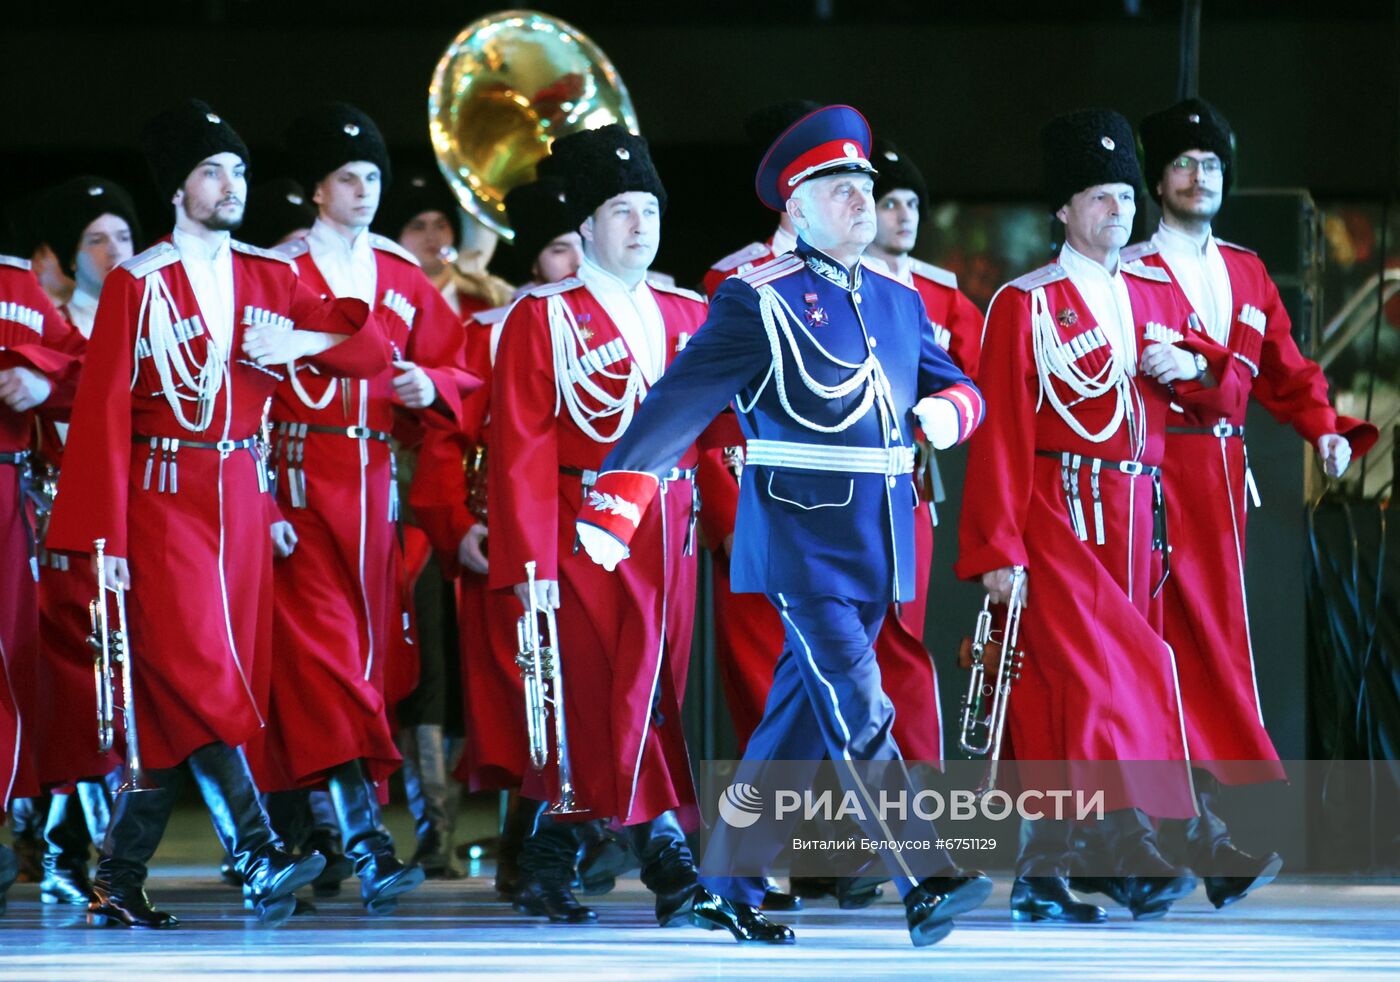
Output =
[
  {"x1": 408, "y1": 177, "x2": 582, "y2": 898},
  {"x1": 0, "y1": 253, "x2": 82, "y2": 917},
  {"x1": 957, "y1": 110, "x2": 1240, "y2": 924},
  {"x1": 28, "y1": 176, "x2": 143, "y2": 907},
  {"x1": 489, "y1": 125, "x2": 707, "y2": 926},
  {"x1": 243, "y1": 103, "x2": 475, "y2": 915},
  {"x1": 1125, "y1": 98, "x2": 1379, "y2": 909},
  {"x1": 45, "y1": 100, "x2": 392, "y2": 928}
]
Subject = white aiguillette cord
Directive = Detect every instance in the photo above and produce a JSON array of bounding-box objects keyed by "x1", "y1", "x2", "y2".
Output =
[
  {"x1": 134, "y1": 270, "x2": 224, "y2": 432},
  {"x1": 547, "y1": 294, "x2": 644, "y2": 443},
  {"x1": 1030, "y1": 285, "x2": 1145, "y2": 455}
]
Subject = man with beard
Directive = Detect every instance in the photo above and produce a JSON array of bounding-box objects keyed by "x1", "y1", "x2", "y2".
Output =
[
  {"x1": 1112, "y1": 98, "x2": 1378, "y2": 911},
  {"x1": 45, "y1": 99, "x2": 391, "y2": 928}
]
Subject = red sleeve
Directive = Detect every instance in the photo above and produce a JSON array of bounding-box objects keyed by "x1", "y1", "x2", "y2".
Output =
[
  {"x1": 1250, "y1": 273, "x2": 1379, "y2": 454},
  {"x1": 955, "y1": 288, "x2": 1035, "y2": 580},
  {"x1": 486, "y1": 298, "x2": 560, "y2": 589},
  {"x1": 285, "y1": 273, "x2": 393, "y2": 378},
  {"x1": 405, "y1": 281, "x2": 479, "y2": 428},
  {"x1": 1170, "y1": 329, "x2": 1252, "y2": 418},
  {"x1": 44, "y1": 270, "x2": 138, "y2": 558},
  {"x1": 945, "y1": 287, "x2": 986, "y2": 379},
  {"x1": 0, "y1": 272, "x2": 84, "y2": 412}
]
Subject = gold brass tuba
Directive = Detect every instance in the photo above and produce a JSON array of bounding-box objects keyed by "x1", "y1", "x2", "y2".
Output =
[
  {"x1": 428, "y1": 9, "x2": 640, "y2": 240},
  {"x1": 515, "y1": 560, "x2": 582, "y2": 814},
  {"x1": 958, "y1": 566, "x2": 1027, "y2": 792},
  {"x1": 88, "y1": 538, "x2": 156, "y2": 793}
]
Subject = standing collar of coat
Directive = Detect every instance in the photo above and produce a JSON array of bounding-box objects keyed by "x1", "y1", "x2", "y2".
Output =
[{"x1": 795, "y1": 237, "x2": 863, "y2": 292}]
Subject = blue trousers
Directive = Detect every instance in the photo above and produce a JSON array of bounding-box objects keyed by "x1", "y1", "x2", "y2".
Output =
[{"x1": 699, "y1": 593, "x2": 954, "y2": 908}]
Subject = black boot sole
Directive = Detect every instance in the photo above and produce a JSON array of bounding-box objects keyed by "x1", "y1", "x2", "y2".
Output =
[
  {"x1": 1130, "y1": 876, "x2": 1198, "y2": 920},
  {"x1": 909, "y1": 918, "x2": 956, "y2": 948},
  {"x1": 836, "y1": 877, "x2": 888, "y2": 910},
  {"x1": 365, "y1": 866, "x2": 427, "y2": 915},
  {"x1": 87, "y1": 906, "x2": 180, "y2": 929},
  {"x1": 1206, "y1": 854, "x2": 1283, "y2": 909}
]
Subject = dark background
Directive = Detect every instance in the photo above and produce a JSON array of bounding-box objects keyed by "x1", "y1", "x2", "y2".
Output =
[{"x1": 3, "y1": 1, "x2": 1397, "y2": 280}]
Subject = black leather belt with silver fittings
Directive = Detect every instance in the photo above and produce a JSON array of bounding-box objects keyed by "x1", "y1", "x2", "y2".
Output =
[
  {"x1": 1035, "y1": 449, "x2": 1170, "y2": 595},
  {"x1": 133, "y1": 434, "x2": 263, "y2": 495},
  {"x1": 1167, "y1": 422, "x2": 1246, "y2": 439},
  {"x1": 302, "y1": 423, "x2": 392, "y2": 442}
]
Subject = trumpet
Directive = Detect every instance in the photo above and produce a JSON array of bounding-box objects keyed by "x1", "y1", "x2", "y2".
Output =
[
  {"x1": 514, "y1": 561, "x2": 582, "y2": 815},
  {"x1": 87, "y1": 538, "x2": 156, "y2": 793},
  {"x1": 958, "y1": 566, "x2": 1027, "y2": 791}
]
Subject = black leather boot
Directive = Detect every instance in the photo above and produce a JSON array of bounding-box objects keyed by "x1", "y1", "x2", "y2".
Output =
[
  {"x1": 41, "y1": 792, "x2": 95, "y2": 905},
  {"x1": 513, "y1": 806, "x2": 594, "y2": 923},
  {"x1": 759, "y1": 878, "x2": 802, "y2": 912},
  {"x1": 188, "y1": 743, "x2": 326, "y2": 927},
  {"x1": 625, "y1": 811, "x2": 698, "y2": 927},
  {"x1": 0, "y1": 844, "x2": 18, "y2": 916},
  {"x1": 690, "y1": 887, "x2": 794, "y2": 944},
  {"x1": 1010, "y1": 876, "x2": 1108, "y2": 923},
  {"x1": 1105, "y1": 809, "x2": 1197, "y2": 920},
  {"x1": 904, "y1": 872, "x2": 994, "y2": 946},
  {"x1": 1185, "y1": 774, "x2": 1283, "y2": 909},
  {"x1": 494, "y1": 793, "x2": 535, "y2": 899},
  {"x1": 576, "y1": 818, "x2": 635, "y2": 896},
  {"x1": 89, "y1": 770, "x2": 183, "y2": 928},
  {"x1": 326, "y1": 759, "x2": 424, "y2": 914}
]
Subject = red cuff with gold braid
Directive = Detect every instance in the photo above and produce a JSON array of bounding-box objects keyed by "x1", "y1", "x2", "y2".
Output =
[
  {"x1": 1227, "y1": 304, "x2": 1266, "y2": 377},
  {"x1": 576, "y1": 470, "x2": 661, "y2": 550}
]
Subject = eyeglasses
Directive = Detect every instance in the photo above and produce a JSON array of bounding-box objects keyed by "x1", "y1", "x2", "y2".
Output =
[{"x1": 1170, "y1": 155, "x2": 1223, "y2": 175}]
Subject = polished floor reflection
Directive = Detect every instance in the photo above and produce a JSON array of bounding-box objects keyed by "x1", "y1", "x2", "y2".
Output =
[{"x1": 2, "y1": 871, "x2": 1397, "y2": 980}]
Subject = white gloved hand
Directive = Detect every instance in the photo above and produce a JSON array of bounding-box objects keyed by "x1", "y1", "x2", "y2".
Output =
[
  {"x1": 912, "y1": 396, "x2": 961, "y2": 451},
  {"x1": 577, "y1": 523, "x2": 628, "y2": 572}
]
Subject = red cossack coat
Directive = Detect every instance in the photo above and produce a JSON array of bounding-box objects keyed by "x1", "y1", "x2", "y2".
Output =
[
  {"x1": 244, "y1": 236, "x2": 475, "y2": 791},
  {"x1": 0, "y1": 257, "x2": 82, "y2": 813},
  {"x1": 956, "y1": 258, "x2": 1243, "y2": 818},
  {"x1": 1127, "y1": 238, "x2": 1378, "y2": 785},
  {"x1": 45, "y1": 238, "x2": 390, "y2": 774},
  {"x1": 489, "y1": 276, "x2": 707, "y2": 827}
]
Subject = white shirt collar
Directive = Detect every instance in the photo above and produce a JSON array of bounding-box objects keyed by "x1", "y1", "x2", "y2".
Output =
[
  {"x1": 577, "y1": 254, "x2": 666, "y2": 385},
  {"x1": 1058, "y1": 241, "x2": 1136, "y2": 374},
  {"x1": 771, "y1": 223, "x2": 798, "y2": 257},
  {"x1": 172, "y1": 226, "x2": 230, "y2": 265},
  {"x1": 66, "y1": 286, "x2": 99, "y2": 337},
  {"x1": 1155, "y1": 218, "x2": 1212, "y2": 256},
  {"x1": 1151, "y1": 219, "x2": 1232, "y2": 345},
  {"x1": 172, "y1": 227, "x2": 235, "y2": 353},
  {"x1": 307, "y1": 218, "x2": 377, "y2": 304}
]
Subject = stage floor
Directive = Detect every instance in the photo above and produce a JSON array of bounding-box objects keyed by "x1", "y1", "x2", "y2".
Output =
[{"x1": 2, "y1": 872, "x2": 1397, "y2": 980}]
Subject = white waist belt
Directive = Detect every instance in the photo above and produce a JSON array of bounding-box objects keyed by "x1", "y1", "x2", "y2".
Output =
[{"x1": 744, "y1": 439, "x2": 915, "y2": 476}]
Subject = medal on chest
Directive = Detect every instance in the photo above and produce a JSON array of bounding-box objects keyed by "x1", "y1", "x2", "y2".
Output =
[
  {"x1": 804, "y1": 292, "x2": 829, "y2": 328},
  {"x1": 1056, "y1": 307, "x2": 1078, "y2": 329}
]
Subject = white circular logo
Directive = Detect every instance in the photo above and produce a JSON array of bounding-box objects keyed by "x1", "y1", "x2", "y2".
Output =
[
  {"x1": 616, "y1": 147, "x2": 631, "y2": 161},
  {"x1": 87, "y1": 185, "x2": 105, "y2": 196},
  {"x1": 842, "y1": 142, "x2": 859, "y2": 158},
  {"x1": 343, "y1": 123, "x2": 361, "y2": 137},
  {"x1": 205, "y1": 112, "x2": 222, "y2": 124},
  {"x1": 1100, "y1": 135, "x2": 1116, "y2": 151},
  {"x1": 717, "y1": 783, "x2": 763, "y2": 828},
  {"x1": 287, "y1": 193, "x2": 304, "y2": 206},
  {"x1": 1188, "y1": 113, "x2": 1201, "y2": 124},
  {"x1": 883, "y1": 150, "x2": 899, "y2": 162}
]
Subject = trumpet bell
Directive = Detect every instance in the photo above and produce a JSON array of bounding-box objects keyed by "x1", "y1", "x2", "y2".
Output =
[{"x1": 428, "y1": 9, "x2": 640, "y2": 239}]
